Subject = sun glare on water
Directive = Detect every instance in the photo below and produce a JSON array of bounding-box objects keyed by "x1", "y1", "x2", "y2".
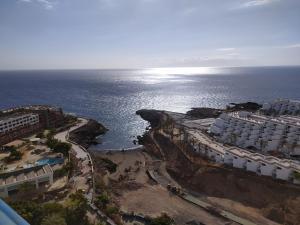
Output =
[{"x1": 144, "y1": 67, "x2": 220, "y2": 76}]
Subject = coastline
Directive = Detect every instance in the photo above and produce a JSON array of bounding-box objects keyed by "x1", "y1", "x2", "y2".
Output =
[
  {"x1": 68, "y1": 119, "x2": 108, "y2": 149},
  {"x1": 2, "y1": 100, "x2": 299, "y2": 225},
  {"x1": 133, "y1": 102, "x2": 300, "y2": 225}
]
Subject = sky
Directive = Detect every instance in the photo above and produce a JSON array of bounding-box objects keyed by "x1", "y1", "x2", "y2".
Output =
[{"x1": 0, "y1": 0, "x2": 300, "y2": 69}]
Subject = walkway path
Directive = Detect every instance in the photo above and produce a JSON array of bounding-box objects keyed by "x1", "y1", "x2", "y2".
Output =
[
  {"x1": 55, "y1": 118, "x2": 117, "y2": 225},
  {"x1": 148, "y1": 131, "x2": 257, "y2": 225},
  {"x1": 55, "y1": 118, "x2": 88, "y2": 159}
]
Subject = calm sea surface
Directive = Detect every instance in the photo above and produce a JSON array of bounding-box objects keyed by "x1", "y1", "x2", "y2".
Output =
[{"x1": 0, "y1": 67, "x2": 300, "y2": 150}]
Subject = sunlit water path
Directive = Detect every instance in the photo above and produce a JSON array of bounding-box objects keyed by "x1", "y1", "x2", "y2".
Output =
[{"x1": 0, "y1": 66, "x2": 300, "y2": 150}]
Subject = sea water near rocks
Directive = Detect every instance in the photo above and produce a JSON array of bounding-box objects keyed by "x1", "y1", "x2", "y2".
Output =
[{"x1": 0, "y1": 66, "x2": 300, "y2": 150}]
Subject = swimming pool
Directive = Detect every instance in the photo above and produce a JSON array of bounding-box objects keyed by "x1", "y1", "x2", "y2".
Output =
[{"x1": 36, "y1": 157, "x2": 64, "y2": 166}]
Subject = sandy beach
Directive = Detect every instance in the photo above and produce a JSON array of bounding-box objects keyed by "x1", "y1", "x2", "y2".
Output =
[{"x1": 92, "y1": 148, "x2": 233, "y2": 225}]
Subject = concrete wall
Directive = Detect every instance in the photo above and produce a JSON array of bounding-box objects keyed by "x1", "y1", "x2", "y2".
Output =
[
  {"x1": 0, "y1": 173, "x2": 53, "y2": 197},
  {"x1": 275, "y1": 166, "x2": 291, "y2": 180},
  {"x1": 260, "y1": 163, "x2": 275, "y2": 177},
  {"x1": 246, "y1": 160, "x2": 260, "y2": 173},
  {"x1": 224, "y1": 152, "x2": 233, "y2": 165},
  {"x1": 232, "y1": 156, "x2": 246, "y2": 169},
  {"x1": 215, "y1": 153, "x2": 224, "y2": 163}
]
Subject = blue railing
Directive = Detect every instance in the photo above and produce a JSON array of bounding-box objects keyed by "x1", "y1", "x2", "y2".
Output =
[{"x1": 0, "y1": 199, "x2": 30, "y2": 225}]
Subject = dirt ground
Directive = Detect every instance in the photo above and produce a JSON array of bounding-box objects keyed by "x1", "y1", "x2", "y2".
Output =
[
  {"x1": 0, "y1": 142, "x2": 61, "y2": 171},
  {"x1": 93, "y1": 149, "x2": 231, "y2": 225},
  {"x1": 152, "y1": 133, "x2": 300, "y2": 225}
]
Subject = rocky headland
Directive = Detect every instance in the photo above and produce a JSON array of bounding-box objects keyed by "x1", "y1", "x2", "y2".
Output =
[
  {"x1": 186, "y1": 101, "x2": 262, "y2": 119},
  {"x1": 69, "y1": 119, "x2": 108, "y2": 148}
]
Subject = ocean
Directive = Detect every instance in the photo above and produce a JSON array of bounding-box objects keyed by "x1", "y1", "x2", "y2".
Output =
[{"x1": 0, "y1": 66, "x2": 300, "y2": 150}]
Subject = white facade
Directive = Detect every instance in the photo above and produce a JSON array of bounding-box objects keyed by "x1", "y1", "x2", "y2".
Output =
[
  {"x1": 0, "y1": 114, "x2": 39, "y2": 133},
  {"x1": 159, "y1": 113, "x2": 300, "y2": 184},
  {"x1": 262, "y1": 99, "x2": 300, "y2": 116},
  {"x1": 0, "y1": 164, "x2": 53, "y2": 197},
  {"x1": 246, "y1": 158, "x2": 260, "y2": 173},
  {"x1": 224, "y1": 152, "x2": 233, "y2": 165},
  {"x1": 182, "y1": 128, "x2": 299, "y2": 182},
  {"x1": 232, "y1": 155, "x2": 247, "y2": 169},
  {"x1": 209, "y1": 111, "x2": 300, "y2": 156},
  {"x1": 259, "y1": 162, "x2": 276, "y2": 177},
  {"x1": 275, "y1": 165, "x2": 292, "y2": 180}
]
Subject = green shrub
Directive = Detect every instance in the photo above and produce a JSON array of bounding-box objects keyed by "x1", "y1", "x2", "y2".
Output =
[
  {"x1": 105, "y1": 205, "x2": 119, "y2": 216},
  {"x1": 150, "y1": 213, "x2": 174, "y2": 225},
  {"x1": 4, "y1": 148, "x2": 23, "y2": 162},
  {"x1": 41, "y1": 214, "x2": 67, "y2": 225},
  {"x1": 101, "y1": 158, "x2": 117, "y2": 173},
  {"x1": 46, "y1": 138, "x2": 71, "y2": 156},
  {"x1": 293, "y1": 171, "x2": 300, "y2": 180},
  {"x1": 95, "y1": 192, "x2": 110, "y2": 209}
]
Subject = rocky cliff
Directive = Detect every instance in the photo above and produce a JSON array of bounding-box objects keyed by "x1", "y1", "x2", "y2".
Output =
[{"x1": 69, "y1": 119, "x2": 108, "y2": 148}]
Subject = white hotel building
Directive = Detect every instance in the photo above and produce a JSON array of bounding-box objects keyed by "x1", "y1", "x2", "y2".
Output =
[
  {"x1": 262, "y1": 99, "x2": 300, "y2": 116},
  {"x1": 0, "y1": 114, "x2": 39, "y2": 133},
  {"x1": 209, "y1": 111, "x2": 300, "y2": 157},
  {"x1": 178, "y1": 129, "x2": 300, "y2": 183},
  {"x1": 157, "y1": 112, "x2": 300, "y2": 183},
  {"x1": 160, "y1": 126, "x2": 300, "y2": 183}
]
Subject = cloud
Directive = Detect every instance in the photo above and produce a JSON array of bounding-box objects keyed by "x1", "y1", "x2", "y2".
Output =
[
  {"x1": 281, "y1": 44, "x2": 300, "y2": 49},
  {"x1": 19, "y1": 0, "x2": 55, "y2": 10},
  {"x1": 217, "y1": 48, "x2": 236, "y2": 51},
  {"x1": 240, "y1": 0, "x2": 278, "y2": 8},
  {"x1": 271, "y1": 44, "x2": 300, "y2": 49},
  {"x1": 37, "y1": 0, "x2": 55, "y2": 9}
]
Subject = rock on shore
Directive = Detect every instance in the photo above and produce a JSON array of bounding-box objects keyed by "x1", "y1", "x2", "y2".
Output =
[
  {"x1": 136, "y1": 109, "x2": 165, "y2": 128},
  {"x1": 137, "y1": 102, "x2": 262, "y2": 123},
  {"x1": 186, "y1": 107, "x2": 224, "y2": 119},
  {"x1": 69, "y1": 119, "x2": 108, "y2": 148},
  {"x1": 186, "y1": 102, "x2": 262, "y2": 119}
]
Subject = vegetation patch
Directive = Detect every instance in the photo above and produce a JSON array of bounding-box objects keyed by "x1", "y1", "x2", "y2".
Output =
[
  {"x1": 46, "y1": 137, "x2": 71, "y2": 156},
  {"x1": 53, "y1": 162, "x2": 73, "y2": 178},
  {"x1": 100, "y1": 157, "x2": 118, "y2": 173},
  {"x1": 9, "y1": 191, "x2": 96, "y2": 225},
  {"x1": 4, "y1": 147, "x2": 23, "y2": 163}
]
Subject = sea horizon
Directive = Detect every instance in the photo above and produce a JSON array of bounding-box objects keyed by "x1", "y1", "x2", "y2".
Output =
[
  {"x1": 1, "y1": 66, "x2": 300, "y2": 150},
  {"x1": 1, "y1": 65, "x2": 300, "y2": 72}
]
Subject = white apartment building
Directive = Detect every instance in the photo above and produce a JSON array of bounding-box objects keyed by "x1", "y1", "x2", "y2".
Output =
[
  {"x1": 186, "y1": 130, "x2": 300, "y2": 182},
  {"x1": 224, "y1": 147, "x2": 300, "y2": 181},
  {"x1": 0, "y1": 164, "x2": 53, "y2": 197},
  {"x1": 262, "y1": 99, "x2": 300, "y2": 116},
  {"x1": 160, "y1": 125, "x2": 300, "y2": 183},
  {"x1": 157, "y1": 111, "x2": 300, "y2": 183},
  {"x1": 209, "y1": 112, "x2": 300, "y2": 156},
  {"x1": 0, "y1": 114, "x2": 39, "y2": 133}
]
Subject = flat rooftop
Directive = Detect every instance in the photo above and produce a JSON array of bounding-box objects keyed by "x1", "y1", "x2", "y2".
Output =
[
  {"x1": 228, "y1": 147, "x2": 300, "y2": 170},
  {"x1": 182, "y1": 118, "x2": 216, "y2": 130},
  {"x1": 188, "y1": 129, "x2": 226, "y2": 154},
  {"x1": 0, "y1": 164, "x2": 52, "y2": 186},
  {"x1": 1, "y1": 105, "x2": 61, "y2": 114},
  {"x1": 228, "y1": 112, "x2": 300, "y2": 127}
]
